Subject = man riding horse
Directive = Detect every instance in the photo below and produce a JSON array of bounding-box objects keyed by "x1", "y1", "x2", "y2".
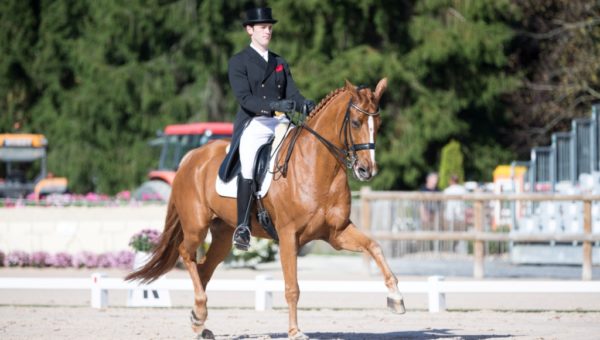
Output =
[
  {"x1": 125, "y1": 7, "x2": 404, "y2": 339},
  {"x1": 219, "y1": 7, "x2": 315, "y2": 251}
]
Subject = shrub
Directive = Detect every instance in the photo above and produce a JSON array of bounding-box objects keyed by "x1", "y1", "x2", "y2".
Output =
[
  {"x1": 0, "y1": 250, "x2": 138, "y2": 269},
  {"x1": 438, "y1": 139, "x2": 464, "y2": 190},
  {"x1": 72, "y1": 251, "x2": 99, "y2": 268},
  {"x1": 49, "y1": 252, "x2": 73, "y2": 268},
  {"x1": 30, "y1": 251, "x2": 52, "y2": 268},
  {"x1": 230, "y1": 239, "x2": 278, "y2": 267},
  {"x1": 97, "y1": 253, "x2": 114, "y2": 268},
  {"x1": 113, "y1": 250, "x2": 135, "y2": 269},
  {"x1": 92, "y1": 251, "x2": 133, "y2": 268},
  {"x1": 5, "y1": 250, "x2": 30, "y2": 267}
]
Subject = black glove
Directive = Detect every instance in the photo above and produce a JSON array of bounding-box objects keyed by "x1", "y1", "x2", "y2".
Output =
[
  {"x1": 269, "y1": 99, "x2": 295, "y2": 113},
  {"x1": 303, "y1": 99, "x2": 316, "y2": 114}
]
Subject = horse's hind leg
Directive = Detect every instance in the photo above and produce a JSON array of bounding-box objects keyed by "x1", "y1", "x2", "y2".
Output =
[
  {"x1": 178, "y1": 216, "x2": 214, "y2": 339},
  {"x1": 329, "y1": 223, "x2": 406, "y2": 314},
  {"x1": 197, "y1": 219, "x2": 234, "y2": 289}
]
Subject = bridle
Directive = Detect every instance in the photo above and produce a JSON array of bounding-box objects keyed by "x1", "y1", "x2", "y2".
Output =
[
  {"x1": 306, "y1": 98, "x2": 380, "y2": 169},
  {"x1": 277, "y1": 89, "x2": 380, "y2": 175}
]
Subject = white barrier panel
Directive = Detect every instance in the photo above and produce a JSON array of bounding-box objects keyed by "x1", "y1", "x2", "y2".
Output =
[
  {"x1": 1, "y1": 274, "x2": 599, "y2": 313},
  {"x1": 126, "y1": 277, "x2": 172, "y2": 307},
  {"x1": 0, "y1": 277, "x2": 90, "y2": 289},
  {"x1": 0, "y1": 206, "x2": 166, "y2": 253}
]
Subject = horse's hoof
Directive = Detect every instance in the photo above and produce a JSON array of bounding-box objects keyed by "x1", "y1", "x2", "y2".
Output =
[
  {"x1": 387, "y1": 296, "x2": 406, "y2": 314},
  {"x1": 289, "y1": 330, "x2": 309, "y2": 340},
  {"x1": 196, "y1": 328, "x2": 215, "y2": 339}
]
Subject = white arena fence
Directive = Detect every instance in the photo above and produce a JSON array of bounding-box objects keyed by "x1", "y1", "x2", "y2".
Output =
[{"x1": 1, "y1": 274, "x2": 599, "y2": 313}]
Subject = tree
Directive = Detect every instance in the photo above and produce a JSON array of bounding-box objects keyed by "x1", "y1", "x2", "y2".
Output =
[
  {"x1": 0, "y1": 0, "x2": 547, "y2": 193},
  {"x1": 1, "y1": 0, "x2": 243, "y2": 193},
  {"x1": 438, "y1": 139, "x2": 464, "y2": 189},
  {"x1": 374, "y1": 0, "x2": 519, "y2": 188},
  {"x1": 0, "y1": 1, "x2": 42, "y2": 131},
  {"x1": 508, "y1": 0, "x2": 600, "y2": 158}
]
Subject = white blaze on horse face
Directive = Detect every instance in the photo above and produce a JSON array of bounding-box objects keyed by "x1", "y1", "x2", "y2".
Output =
[{"x1": 368, "y1": 116, "x2": 377, "y2": 175}]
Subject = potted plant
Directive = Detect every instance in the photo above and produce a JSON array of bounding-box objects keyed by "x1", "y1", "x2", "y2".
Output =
[{"x1": 129, "y1": 228, "x2": 161, "y2": 269}]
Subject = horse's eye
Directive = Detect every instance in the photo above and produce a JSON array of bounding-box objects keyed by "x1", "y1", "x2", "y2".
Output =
[{"x1": 351, "y1": 120, "x2": 361, "y2": 128}]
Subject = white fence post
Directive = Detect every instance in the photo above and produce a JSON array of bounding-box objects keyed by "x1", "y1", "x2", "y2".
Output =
[
  {"x1": 91, "y1": 273, "x2": 108, "y2": 309},
  {"x1": 255, "y1": 274, "x2": 273, "y2": 311},
  {"x1": 428, "y1": 276, "x2": 446, "y2": 313}
]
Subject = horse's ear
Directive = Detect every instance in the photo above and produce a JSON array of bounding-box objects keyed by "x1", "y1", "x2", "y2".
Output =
[
  {"x1": 345, "y1": 79, "x2": 358, "y2": 98},
  {"x1": 374, "y1": 78, "x2": 388, "y2": 102}
]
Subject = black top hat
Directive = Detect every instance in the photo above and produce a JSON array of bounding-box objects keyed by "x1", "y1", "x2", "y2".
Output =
[{"x1": 243, "y1": 7, "x2": 277, "y2": 26}]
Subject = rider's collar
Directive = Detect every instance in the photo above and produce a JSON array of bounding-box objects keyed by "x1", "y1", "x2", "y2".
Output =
[{"x1": 250, "y1": 43, "x2": 269, "y2": 62}]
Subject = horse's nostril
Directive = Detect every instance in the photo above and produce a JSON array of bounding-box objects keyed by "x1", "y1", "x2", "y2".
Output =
[{"x1": 358, "y1": 166, "x2": 370, "y2": 177}]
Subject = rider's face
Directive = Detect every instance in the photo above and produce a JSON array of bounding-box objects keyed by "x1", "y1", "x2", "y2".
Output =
[{"x1": 247, "y1": 24, "x2": 272, "y2": 50}]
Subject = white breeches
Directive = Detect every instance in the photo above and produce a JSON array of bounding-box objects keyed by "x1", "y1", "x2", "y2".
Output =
[{"x1": 239, "y1": 116, "x2": 281, "y2": 179}]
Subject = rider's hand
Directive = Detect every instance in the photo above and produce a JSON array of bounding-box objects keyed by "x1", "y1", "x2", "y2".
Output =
[
  {"x1": 303, "y1": 99, "x2": 316, "y2": 114},
  {"x1": 269, "y1": 99, "x2": 295, "y2": 113}
]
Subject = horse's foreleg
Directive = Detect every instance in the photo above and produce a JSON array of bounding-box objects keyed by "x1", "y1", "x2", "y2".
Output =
[
  {"x1": 329, "y1": 223, "x2": 406, "y2": 314},
  {"x1": 178, "y1": 230, "x2": 214, "y2": 339},
  {"x1": 197, "y1": 219, "x2": 233, "y2": 289},
  {"x1": 278, "y1": 231, "x2": 308, "y2": 340}
]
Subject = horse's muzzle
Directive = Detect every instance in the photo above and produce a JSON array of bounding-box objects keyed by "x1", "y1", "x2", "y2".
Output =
[{"x1": 354, "y1": 163, "x2": 375, "y2": 181}]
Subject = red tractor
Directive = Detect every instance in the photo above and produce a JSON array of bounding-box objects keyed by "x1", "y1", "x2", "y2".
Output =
[{"x1": 134, "y1": 122, "x2": 233, "y2": 201}]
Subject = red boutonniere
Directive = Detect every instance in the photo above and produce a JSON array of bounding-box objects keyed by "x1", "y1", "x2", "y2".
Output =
[{"x1": 275, "y1": 64, "x2": 284, "y2": 72}]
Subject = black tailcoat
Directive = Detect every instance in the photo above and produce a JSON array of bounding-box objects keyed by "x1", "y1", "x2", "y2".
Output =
[{"x1": 218, "y1": 46, "x2": 305, "y2": 182}]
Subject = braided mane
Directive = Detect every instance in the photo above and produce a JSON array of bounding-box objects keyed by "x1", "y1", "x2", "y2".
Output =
[{"x1": 306, "y1": 87, "x2": 345, "y2": 121}]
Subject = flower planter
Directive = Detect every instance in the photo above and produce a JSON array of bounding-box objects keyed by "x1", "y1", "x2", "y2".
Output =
[
  {"x1": 133, "y1": 251, "x2": 151, "y2": 270},
  {"x1": 127, "y1": 250, "x2": 171, "y2": 307}
]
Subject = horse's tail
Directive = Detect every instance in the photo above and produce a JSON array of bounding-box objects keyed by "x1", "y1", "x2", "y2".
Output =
[{"x1": 125, "y1": 199, "x2": 182, "y2": 284}]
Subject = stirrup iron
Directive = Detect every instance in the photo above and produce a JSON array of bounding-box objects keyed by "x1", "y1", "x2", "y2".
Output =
[{"x1": 233, "y1": 225, "x2": 251, "y2": 251}]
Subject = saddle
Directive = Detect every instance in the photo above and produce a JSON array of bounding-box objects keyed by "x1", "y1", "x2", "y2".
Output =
[
  {"x1": 216, "y1": 119, "x2": 294, "y2": 242},
  {"x1": 252, "y1": 137, "x2": 279, "y2": 241},
  {"x1": 252, "y1": 137, "x2": 273, "y2": 193}
]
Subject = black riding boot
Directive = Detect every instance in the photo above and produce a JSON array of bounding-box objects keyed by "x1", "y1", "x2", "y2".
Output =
[{"x1": 233, "y1": 175, "x2": 254, "y2": 251}]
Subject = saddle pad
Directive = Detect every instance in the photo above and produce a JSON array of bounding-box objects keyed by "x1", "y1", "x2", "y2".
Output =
[{"x1": 216, "y1": 121, "x2": 290, "y2": 198}]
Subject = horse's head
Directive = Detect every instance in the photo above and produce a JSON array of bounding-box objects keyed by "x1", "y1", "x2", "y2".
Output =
[
  {"x1": 302, "y1": 78, "x2": 387, "y2": 181},
  {"x1": 341, "y1": 78, "x2": 387, "y2": 181}
]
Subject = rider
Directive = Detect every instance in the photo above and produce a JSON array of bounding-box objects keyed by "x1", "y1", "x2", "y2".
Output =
[{"x1": 218, "y1": 7, "x2": 315, "y2": 251}]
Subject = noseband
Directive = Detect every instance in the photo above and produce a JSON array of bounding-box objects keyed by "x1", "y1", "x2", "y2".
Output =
[{"x1": 277, "y1": 92, "x2": 380, "y2": 175}]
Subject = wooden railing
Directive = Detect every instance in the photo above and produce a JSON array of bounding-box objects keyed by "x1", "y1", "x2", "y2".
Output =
[{"x1": 359, "y1": 187, "x2": 600, "y2": 280}]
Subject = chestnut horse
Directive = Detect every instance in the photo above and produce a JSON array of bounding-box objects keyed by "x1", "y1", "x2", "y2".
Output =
[{"x1": 126, "y1": 78, "x2": 405, "y2": 339}]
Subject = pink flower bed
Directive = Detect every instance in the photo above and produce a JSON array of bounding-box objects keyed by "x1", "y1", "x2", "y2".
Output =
[{"x1": 0, "y1": 249, "x2": 134, "y2": 269}]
